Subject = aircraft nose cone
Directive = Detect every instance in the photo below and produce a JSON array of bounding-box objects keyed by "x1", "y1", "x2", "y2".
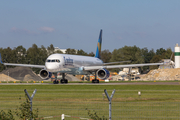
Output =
[{"x1": 45, "y1": 63, "x2": 58, "y2": 72}]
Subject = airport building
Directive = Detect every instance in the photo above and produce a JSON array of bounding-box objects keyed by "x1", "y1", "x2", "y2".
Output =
[
  {"x1": 54, "y1": 47, "x2": 78, "y2": 54},
  {"x1": 54, "y1": 47, "x2": 67, "y2": 53}
]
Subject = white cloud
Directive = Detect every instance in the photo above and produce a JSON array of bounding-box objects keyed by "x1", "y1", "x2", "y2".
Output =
[{"x1": 39, "y1": 27, "x2": 55, "y2": 33}]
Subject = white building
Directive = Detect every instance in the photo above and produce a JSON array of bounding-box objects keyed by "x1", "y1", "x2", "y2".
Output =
[
  {"x1": 54, "y1": 47, "x2": 66, "y2": 53},
  {"x1": 54, "y1": 47, "x2": 78, "y2": 54}
]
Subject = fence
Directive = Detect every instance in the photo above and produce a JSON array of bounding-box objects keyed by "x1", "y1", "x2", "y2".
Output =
[{"x1": 1, "y1": 87, "x2": 180, "y2": 119}]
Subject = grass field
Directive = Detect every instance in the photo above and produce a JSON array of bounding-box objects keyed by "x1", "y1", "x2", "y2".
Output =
[{"x1": 1, "y1": 84, "x2": 180, "y2": 120}]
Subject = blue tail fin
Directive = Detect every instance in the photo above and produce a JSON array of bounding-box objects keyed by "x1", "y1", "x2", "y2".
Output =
[
  {"x1": 0, "y1": 53, "x2": 3, "y2": 64},
  {"x1": 95, "y1": 29, "x2": 102, "y2": 58}
]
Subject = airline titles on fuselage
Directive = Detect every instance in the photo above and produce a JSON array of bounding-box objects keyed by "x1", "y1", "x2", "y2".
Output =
[{"x1": 63, "y1": 57, "x2": 74, "y2": 66}]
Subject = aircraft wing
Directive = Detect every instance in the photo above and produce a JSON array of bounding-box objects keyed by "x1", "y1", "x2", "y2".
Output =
[
  {"x1": 0, "y1": 53, "x2": 45, "y2": 68},
  {"x1": 2, "y1": 63, "x2": 45, "y2": 68},
  {"x1": 84, "y1": 63, "x2": 164, "y2": 71},
  {"x1": 103, "y1": 61, "x2": 131, "y2": 65}
]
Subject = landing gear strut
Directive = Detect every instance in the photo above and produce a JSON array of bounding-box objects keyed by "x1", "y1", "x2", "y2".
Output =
[
  {"x1": 92, "y1": 72, "x2": 99, "y2": 83},
  {"x1": 60, "y1": 73, "x2": 68, "y2": 84}
]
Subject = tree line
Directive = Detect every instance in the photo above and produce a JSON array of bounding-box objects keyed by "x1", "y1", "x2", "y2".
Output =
[{"x1": 0, "y1": 44, "x2": 174, "y2": 73}]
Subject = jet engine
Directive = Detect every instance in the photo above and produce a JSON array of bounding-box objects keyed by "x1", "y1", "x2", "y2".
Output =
[
  {"x1": 96, "y1": 68, "x2": 110, "y2": 80},
  {"x1": 39, "y1": 69, "x2": 52, "y2": 80}
]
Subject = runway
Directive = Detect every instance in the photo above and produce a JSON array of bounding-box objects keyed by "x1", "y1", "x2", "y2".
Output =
[{"x1": 1, "y1": 82, "x2": 180, "y2": 85}]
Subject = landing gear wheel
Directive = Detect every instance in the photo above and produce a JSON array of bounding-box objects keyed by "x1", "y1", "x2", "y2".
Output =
[
  {"x1": 53, "y1": 81, "x2": 56, "y2": 84},
  {"x1": 65, "y1": 79, "x2": 68, "y2": 84},
  {"x1": 92, "y1": 79, "x2": 99, "y2": 83},
  {"x1": 61, "y1": 79, "x2": 68, "y2": 84},
  {"x1": 53, "y1": 80, "x2": 59, "y2": 84},
  {"x1": 60, "y1": 79, "x2": 65, "y2": 84}
]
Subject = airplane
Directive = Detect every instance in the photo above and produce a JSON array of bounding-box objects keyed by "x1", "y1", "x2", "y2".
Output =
[{"x1": 0, "y1": 29, "x2": 165, "y2": 84}]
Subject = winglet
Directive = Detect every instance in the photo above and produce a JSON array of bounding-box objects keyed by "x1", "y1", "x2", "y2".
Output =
[
  {"x1": 95, "y1": 29, "x2": 102, "y2": 58},
  {"x1": 0, "y1": 53, "x2": 3, "y2": 64}
]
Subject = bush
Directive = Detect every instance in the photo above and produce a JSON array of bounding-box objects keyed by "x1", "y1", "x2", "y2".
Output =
[{"x1": 86, "y1": 108, "x2": 107, "y2": 120}]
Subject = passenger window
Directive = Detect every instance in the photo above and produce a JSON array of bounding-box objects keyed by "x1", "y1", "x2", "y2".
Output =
[
  {"x1": 52, "y1": 60, "x2": 55, "y2": 62},
  {"x1": 57, "y1": 60, "x2": 60, "y2": 63}
]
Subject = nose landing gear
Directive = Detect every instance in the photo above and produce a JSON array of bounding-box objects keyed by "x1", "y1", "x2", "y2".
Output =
[{"x1": 52, "y1": 73, "x2": 68, "y2": 84}]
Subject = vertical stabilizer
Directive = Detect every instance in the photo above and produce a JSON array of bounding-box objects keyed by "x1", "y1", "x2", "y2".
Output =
[
  {"x1": 95, "y1": 29, "x2": 102, "y2": 58},
  {"x1": 0, "y1": 53, "x2": 3, "y2": 64}
]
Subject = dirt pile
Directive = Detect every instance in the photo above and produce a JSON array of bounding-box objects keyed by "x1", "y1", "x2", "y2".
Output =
[
  {"x1": 0, "y1": 74, "x2": 19, "y2": 81},
  {"x1": 0, "y1": 67, "x2": 41, "y2": 81},
  {"x1": 140, "y1": 68, "x2": 180, "y2": 81}
]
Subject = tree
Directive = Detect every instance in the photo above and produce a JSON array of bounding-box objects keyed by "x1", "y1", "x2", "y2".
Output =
[
  {"x1": 65, "y1": 48, "x2": 77, "y2": 55},
  {"x1": 0, "y1": 48, "x2": 6, "y2": 72},
  {"x1": 55, "y1": 50, "x2": 63, "y2": 54},
  {"x1": 47, "y1": 44, "x2": 55, "y2": 55},
  {"x1": 161, "y1": 48, "x2": 173, "y2": 60},
  {"x1": 14, "y1": 45, "x2": 27, "y2": 64},
  {"x1": 149, "y1": 55, "x2": 162, "y2": 70},
  {"x1": 77, "y1": 49, "x2": 88, "y2": 56},
  {"x1": 26, "y1": 44, "x2": 41, "y2": 73},
  {"x1": 141, "y1": 48, "x2": 156, "y2": 71},
  {"x1": 88, "y1": 52, "x2": 95, "y2": 57},
  {"x1": 156, "y1": 48, "x2": 166, "y2": 56},
  {"x1": 39, "y1": 45, "x2": 48, "y2": 64},
  {"x1": 2, "y1": 47, "x2": 15, "y2": 63},
  {"x1": 142, "y1": 48, "x2": 155, "y2": 63},
  {"x1": 100, "y1": 49, "x2": 111, "y2": 63},
  {"x1": 110, "y1": 46, "x2": 144, "y2": 64},
  {"x1": 110, "y1": 46, "x2": 145, "y2": 72}
]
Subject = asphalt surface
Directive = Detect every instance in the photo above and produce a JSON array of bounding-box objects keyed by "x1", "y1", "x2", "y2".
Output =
[{"x1": 1, "y1": 82, "x2": 180, "y2": 85}]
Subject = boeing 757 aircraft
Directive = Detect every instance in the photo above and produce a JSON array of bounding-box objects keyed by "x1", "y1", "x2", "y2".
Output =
[{"x1": 0, "y1": 30, "x2": 165, "y2": 84}]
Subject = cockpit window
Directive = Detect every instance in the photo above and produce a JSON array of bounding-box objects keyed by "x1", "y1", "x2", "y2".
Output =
[
  {"x1": 56, "y1": 60, "x2": 60, "y2": 63},
  {"x1": 46, "y1": 59, "x2": 60, "y2": 63},
  {"x1": 46, "y1": 60, "x2": 51, "y2": 62}
]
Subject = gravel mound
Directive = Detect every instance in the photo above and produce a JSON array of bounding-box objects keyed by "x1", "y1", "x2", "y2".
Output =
[
  {"x1": 140, "y1": 68, "x2": 180, "y2": 81},
  {"x1": 0, "y1": 74, "x2": 19, "y2": 81},
  {"x1": 0, "y1": 67, "x2": 41, "y2": 81}
]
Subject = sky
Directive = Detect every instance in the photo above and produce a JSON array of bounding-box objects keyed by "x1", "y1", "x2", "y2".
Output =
[{"x1": 0, "y1": 0, "x2": 180, "y2": 53}]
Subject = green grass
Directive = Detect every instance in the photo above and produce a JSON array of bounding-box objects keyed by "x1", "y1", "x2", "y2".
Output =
[{"x1": 0, "y1": 84, "x2": 180, "y2": 119}]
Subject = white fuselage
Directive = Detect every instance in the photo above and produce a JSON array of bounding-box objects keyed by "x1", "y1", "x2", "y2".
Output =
[{"x1": 45, "y1": 54, "x2": 103, "y2": 74}]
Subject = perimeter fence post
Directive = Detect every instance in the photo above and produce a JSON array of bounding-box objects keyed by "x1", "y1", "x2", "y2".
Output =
[
  {"x1": 104, "y1": 89, "x2": 115, "y2": 120},
  {"x1": 24, "y1": 89, "x2": 37, "y2": 120}
]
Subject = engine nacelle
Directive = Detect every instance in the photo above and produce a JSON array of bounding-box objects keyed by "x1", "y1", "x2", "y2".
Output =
[
  {"x1": 39, "y1": 69, "x2": 52, "y2": 80},
  {"x1": 96, "y1": 68, "x2": 110, "y2": 80}
]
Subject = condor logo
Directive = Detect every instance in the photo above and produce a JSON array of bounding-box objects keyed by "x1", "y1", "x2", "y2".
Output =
[{"x1": 64, "y1": 57, "x2": 73, "y2": 66}]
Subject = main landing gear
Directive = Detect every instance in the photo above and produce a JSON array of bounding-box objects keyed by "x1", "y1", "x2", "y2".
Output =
[
  {"x1": 91, "y1": 72, "x2": 99, "y2": 83},
  {"x1": 60, "y1": 73, "x2": 68, "y2": 84},
  {"x1": 53, "y1": 73, "x2": 68, "y2": 84}
]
